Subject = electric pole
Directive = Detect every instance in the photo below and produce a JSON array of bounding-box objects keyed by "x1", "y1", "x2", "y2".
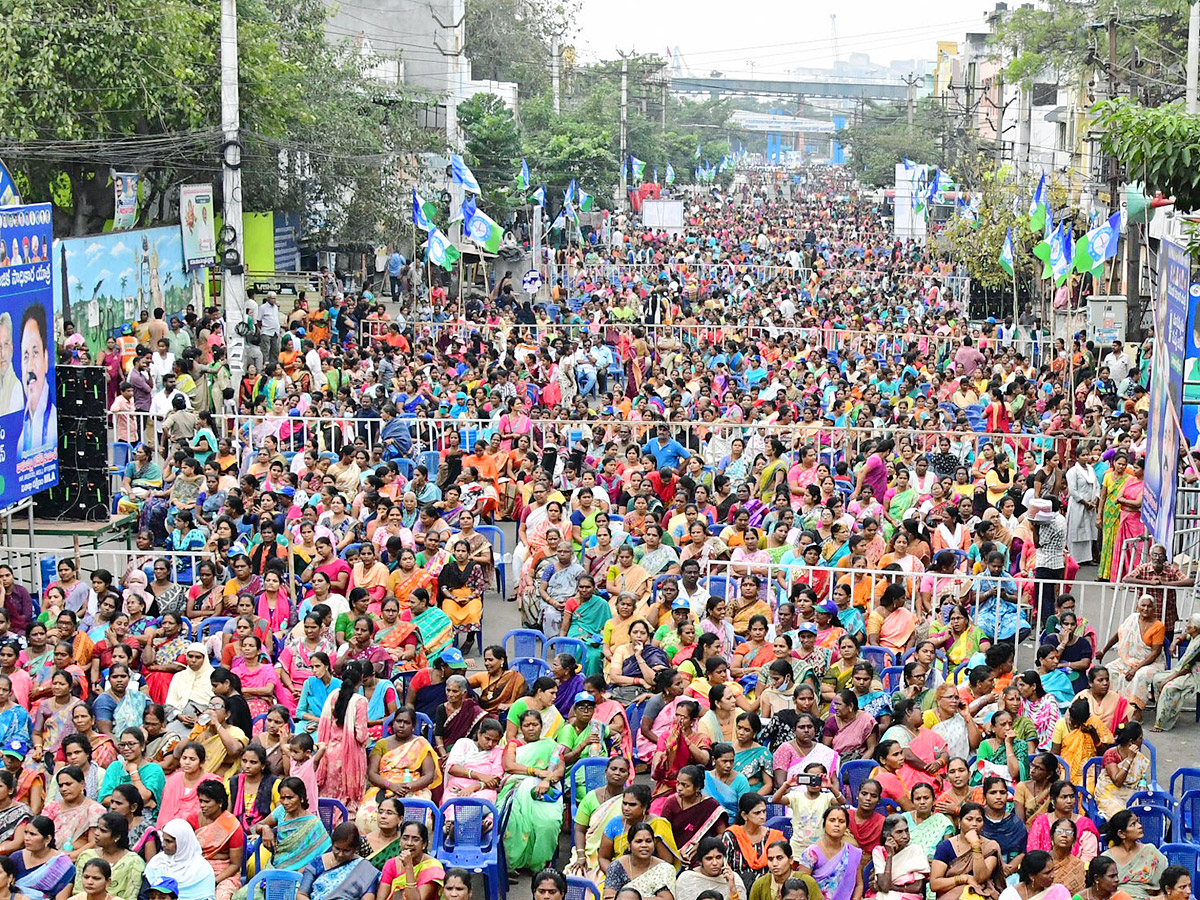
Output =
[
  {"x1": 902, "y1": 73, "x2": 920, "y2": 134},
  {"x1": 620, "y1": 56, "x2": 628, "y2": 208},
  {"x1": 1188, "y1": 2, "x2": 1199, "y2": 113},
  {"x1": 551, "y1": 38, "x2": 561, "y2": 114},
  {"x1": 220, "y1": 0, "x2": 246, "y2": 379}
]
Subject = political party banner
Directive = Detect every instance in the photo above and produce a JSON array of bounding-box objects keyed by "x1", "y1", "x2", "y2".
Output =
[
  {"x1": 1143, "y1": 238, "x2": 1189, "y2": 549},
  {"x1": 1183, "y1": 281, "x2": 1200, "y2": 401},
  {"x1": 113, "y1": 173, "x2": 138, "y2": 231},
  {"x1": 0, "y1": 203, "x2": 58, "y2": 504},
  {"x1": 179, "y1": 184, "x2": 217, "y2": 270},
  {"x1": 52, "y1": 226, "x2": 192, "y2": 360}
]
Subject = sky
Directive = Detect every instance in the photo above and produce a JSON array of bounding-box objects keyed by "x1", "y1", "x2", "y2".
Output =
[{"x1": 573, "y1": 0, "x2": 996, "y2": 75}]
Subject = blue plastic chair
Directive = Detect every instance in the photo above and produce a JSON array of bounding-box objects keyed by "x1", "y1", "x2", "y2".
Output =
[
  {"x1": 1129, "y1": 801, "x2": 1173, "y2": 844},
  {"x1": 1080, "y1": 757, "x2": 1104, "y2": 824},
  {"x1": 1170, "y1": 767, "x2": 1200, "y2": 799},
  {"x1": 1052, "y1": 755, "x2": 1072, "y2": 785},
  {"x1": 862, "y1": 646, "x2": 897, "y2": 671},
  {"x1": 569, "y1": 759, "x2": 611, "y2": 831},
  {"x1": 1130, "y1": 790, "x2": 1177, "y2": 812},
  {"x1": 197, "y1": 616, "x2": 230, "y2": 643},
  {"x1": 243, "y1": 869, "x2": 301, "y2": 900},
  {"x1": 766, "y1": 815, "x2": 793, "y2": 838},
  {"x1": 1162, "y1": 843, "x2": 1200, "y2": 884},
  {"x1": 440, "y1": 798, "x2": 504, "y2": 900},
  {"x1": 419, "y1": 450, "x2": 440, "y2": 480},
  {"x1": 878, "y1": 798, "x2": 902, "y2": 816},
  {"x1": 513, "y1": 656, "x2": 552, "y2": 684},
  {"x1": 1144, "y1": 740, "x2": 1161, "y2": 787},
  {"x1": 415, "y1": 711, "x2": 434, "y2": 742},
  {"x1": 476, "y1": 525, "x2": 508, "y2": 597},
  {"x1": 381, "y1": 712, "x2": 395, "y2": 739},
  {"x1": 400, "y1": 798, "x2": 443, "y2": 854},
  {"x1": 250, "y1": 713, "x2": 268, "y2": 734},
  {"x1": 317, "y1": 798, "x2": 349, "y2": 833},
  {"x1": 566, "y1": 877, "x2": 602, "y2": 900},
  {"x1": 502, "y1": 628, "x2": 545, "y2": 661},
  {"x1": 703, "y1": 576, "x2": 729, "y2": 600},
  {"x1": 1176, "y1": 790, "x2": 1200, "y2": 841},
  {"x1": 880, "y1": 666, "x2": 904, "y2": 693},
  {"x1": 841, "y1": 760, "x2": 876, "y2": 799},
  {"x1": 546, "y1": 637, "x2": 588, "y2": 667}
]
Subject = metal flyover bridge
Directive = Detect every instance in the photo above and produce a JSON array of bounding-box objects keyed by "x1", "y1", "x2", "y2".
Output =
[{"x1": 669, "y1": 74, "x2": 912, "y2": 101}]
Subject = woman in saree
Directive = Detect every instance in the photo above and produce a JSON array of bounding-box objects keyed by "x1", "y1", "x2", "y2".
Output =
[
  {"x1": 13, "y1": 816, "x2": 76, "y2": 900},
  {"x1": 572, "y1": 757, "x2": 631, "y2": 876},
  {"x1": 820, "y1": 636, "x2": 863, "y2": 706},
  {"x1": 872, "y1": 814, "x2": 930, "y2": 900},
  {"x1": 32, "y1": 672, "x2": 85, "y2": 765},
  {"x1": 1013, "y1": 753, "x2": 1061, "y2": 826},
  {"x1": 298, "y1": 822, "x2": 380, "y2": 900},
  {"x1": 61, "y1": 708, "x2": 117, "y2": 771},
  {"x1": 1097, "y1": 595, "x2": 1162, "y2": 722},
  {"x1": 1101, "y1": 810, "x2": 1168, "y2": 900},
  {"x1": 1075, "y1": 667, "x2": 1129, "y2": 736},
  {"x1": 442, "y1": 717, "x2": 504, "y2": 806},
  {"x1": 387, "y1": 550, "x2": 432, "y2": 619},
  {"x1": 1109, "y1": 457, "x2": 1145, "y2": 578},
  {"x1": 248, "y1": 777, "x2": 330, "y2": 882},
  {"x1": 972, "y1": 708, "x2": 1029, "y2": 787},
  {"x1": 922, "y1": 682, "x2": 981, "y2": 764},
  {"x1": 1097, "y1": 453, "x2": 1130, "y2": 581},
  {"x1": 796, "y1": 805, "x2": 862, "y2": 900},
  {"x1": 497, "y1": 708, "x2": 567, "y2": 875},
  {"x1": 880, "y1": 698, "x2": 949, "y2": 793},
  {"x1": 822, "y1": 689, "x2": 877, "y2": 763},
  {"x1": 295, "y1": 653, "x2": 340, "y2": 736},
  {"x1": 771, "y1": 712, "x2": 838, "y2": 791},
  {"x1": 226, "y1": 744, "x2": 277, "y2": 833},
  {"x1": 757, "y1": 440, "x2": 788, "y2": 504},
  {"x1": 356, "y1": 707, "x2": 441, "y2": 833},
  {"x1": 562, "y1": 577, "x2": 613, "y2": 678},
  {"x1": 928, "y1": 801, "x2": 1004, "y2": 900},
  {"x1": 1016, "y1": 671, "x2": 1061, "y2": 753},
  {"x1": 43, "y1": 765, "x2": 103, "y2": 858},
  {"x1": 650, "y1": 699, "x2": 712, "y2": 816},
  {"x1": 467, "y1": 646, "x2": 525, "y2": 718},
  {"x1": 24, "y1": 622, "x2": 57, "y2": 702},
  {"x1": 231, "y1": 635, "x2": 288, "y2": 725},
  {"x1": 586, "y1": 527, "x2": 621, "y2": 582},
  {"x1": 929, "y1": 605, "x2": 991, "y2": 669},
  {"x1": 436, "y1": 540, "x2": 485, "y2": 654},
  {"x1": 361, "y1": 796, "x2": 403, "y2": 872},
  {"x1": 432, "y1": 674, "x2": 484, "y2": 758},
  {"x1": 603, "y1": 822, "x2": 677, "y2": 900},
  {"x1": 92, "y1": 668, "x2": 146, "y2": 740},
  {"x1": 0, "y1": 769, "x2": 32, "y2": 853},
  {"x1": 609, "y1": 619, "x2": 669, "y2": 704},
  {"x1": 142, "y1": 614, "x2": 188, "y2": 705},
  {"x1": 517, "y1": 511, "x2": 566, "y2": 626},
  {"x1": 116, "y1": 446, "x2": 163, "y2": 516},
  {"x1": 193, "y1": 781, "x2": 243, "y2": 900},
  {"x1": 903, "y1": 783, "x2": 954, "y2": 859},
  {"x1": 1027, "y1": 781, "x2": 1100, "y2": 864},
  {"x1": 1092, "y1": 721, "x2": 1151, "y2": 820},
  {"x1": 280, "y1": 615, "x2": 338, "y2": 714},
  {"x1": 607, "y1": 545, "x2": 652, "y2": 602},
  {"x1": 377, "y1": 821, "x2": 443, "y2": 900},
  {"x1": 316, "y1": 661, "x2": 370, "y2": 815}
]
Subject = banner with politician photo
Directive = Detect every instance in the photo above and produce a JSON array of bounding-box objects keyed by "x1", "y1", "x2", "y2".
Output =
[
  {"x1": 179, "y1": 184, "x2": 217, "y2": 270},
  {"x1": 0, "y1": 202, "x2": 58, "y2": 505},
  {"x1": 113, "y1": 173, "x2": 138, "y2": 230}
]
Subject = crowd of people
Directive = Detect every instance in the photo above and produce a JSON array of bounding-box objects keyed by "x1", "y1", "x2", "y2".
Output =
[{"x1": 4, "y1": 165, "x2": 1191, "y2": 900}]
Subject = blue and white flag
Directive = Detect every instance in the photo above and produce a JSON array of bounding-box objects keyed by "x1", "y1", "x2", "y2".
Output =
[
  {"x1": 564, "y1": 179, "x2": 576, "y2": 205},
  {"x1": 665, "y1": 163, "x2": 675, "y2": 185},
  {"x1": 903, "y1": 158, "x2": 915, "y2": 170},
  {"x1": 529, "y1": 186, "x2": 546, "y2": 208},
  {"x1": 518, "y1": 159, "x2": 530, "y2": 191},
  {"x1": 695, "y1": 144, "x2": 701, "y2": 160},
  {"x1": 630, "y1": 156, "x2": 646, "y2": 180},
  {"x1": 412, "y1": 188, "x2": 434, "y2": 232},
  {"x1": 450, "y1": 154, "x2": 481, "y2": 194}
]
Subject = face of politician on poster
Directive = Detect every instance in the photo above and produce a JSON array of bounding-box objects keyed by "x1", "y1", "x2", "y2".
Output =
[{"x1": 20, "y1": 305, "x2": 47, "y2": 416}]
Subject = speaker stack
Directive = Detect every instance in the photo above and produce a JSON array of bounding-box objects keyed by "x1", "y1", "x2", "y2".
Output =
[{"x1": 36, "y1": 365, "x2": 110, "y2": 521}]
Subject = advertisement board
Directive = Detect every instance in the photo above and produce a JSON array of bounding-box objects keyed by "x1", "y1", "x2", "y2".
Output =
[
  {"x1": 180, "y1": 184, "x2": 217, "y2": 270},
  {"x1": 0, "y1": 203, "x2": 58, "y2": 504},
  {"x1": 1143, "y1": 239, "x2": 1188, "y2": 548}
]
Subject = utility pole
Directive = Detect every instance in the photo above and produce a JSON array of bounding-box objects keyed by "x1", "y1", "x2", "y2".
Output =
[
  {"x1": 620, "y1": 56, "x2": 628, "y2": 208},
  {"x1": 1188, "y1": 2, "x2": 1199, "y2": 113},
  {"x1": 551, "y1": 38, "x2": 561, "y2": 114},
  {"x1": 219, "y1": 0, "x2": 246, "y2": 379},
  {"x1": 902, "y1": 73, "x2": 920, "y2": 134}
]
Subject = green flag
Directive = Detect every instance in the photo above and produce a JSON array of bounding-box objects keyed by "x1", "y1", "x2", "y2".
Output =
[
  {"x1": 463, "y1": 196, "x2": 503, "y2": 253},
  {"x1": 426, "y1": 227, "x2": 460, "y2": 272},
  {"x1": 1074, "y1": 210, "x2": 1124, "y2": 276},
  {"x1": 1032, "y1": 208, "x2": 1055, "y2": 278},
  {"x1": 999, "y1": 227, "x2": 1014, "y2": 276},
  {"x1": 1028, "y1": 172, "x2": 1047, "y2": 233},
  {"x1": 578, "y1": 188, "x2": 594, "y2": 212}
]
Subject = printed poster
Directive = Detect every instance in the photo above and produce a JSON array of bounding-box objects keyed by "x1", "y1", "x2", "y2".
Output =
[
  {"x1": 180, "y1": 184, "x2": 217, "y2": 270},
  {"x1": 113, "y1": 173, "x2": 138, "y2": 231}
]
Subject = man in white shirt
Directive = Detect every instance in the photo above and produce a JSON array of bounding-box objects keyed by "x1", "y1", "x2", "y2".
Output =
[
  {"x1": 1103, "y1": 341, "x2": 1130, "y2": 385},
  {"x1": 149, "y1": 372, "x2": 190, "y2": 452},
  {"x1": 259, "y1": 291, "x2": 282, "y2": 365},
  {"x1": 678, "y1": 559, "x2": 710, "y2": 621},
  {"x1": 149, "y1": 338, "x2": 175, "y2": 389}
]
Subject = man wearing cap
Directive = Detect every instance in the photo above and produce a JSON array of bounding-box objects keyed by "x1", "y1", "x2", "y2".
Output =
[
  {"x1": 1029, "y1": 497, "x2": 1068, "y2": 626},
  {"x1": 556, "y1": 691, "x2": 610, "y2": 772}
]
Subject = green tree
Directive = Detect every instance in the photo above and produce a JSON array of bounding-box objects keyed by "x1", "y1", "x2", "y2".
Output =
[
  {"x1": 1092, "y1": 97, "x2": 1200, "y2": 212},
  {"x1": 838, "y1": 98, "x2": 954, "y2": 186},
  {"x1": 463, "y1": 0, "x2": 579, "y2": 99},
  {"x1": 459, "y1": 93, "x2": 524, "y2": 218},
  {"x1": 0, "y1": 0, "x2": 436, "y2": 240}
]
